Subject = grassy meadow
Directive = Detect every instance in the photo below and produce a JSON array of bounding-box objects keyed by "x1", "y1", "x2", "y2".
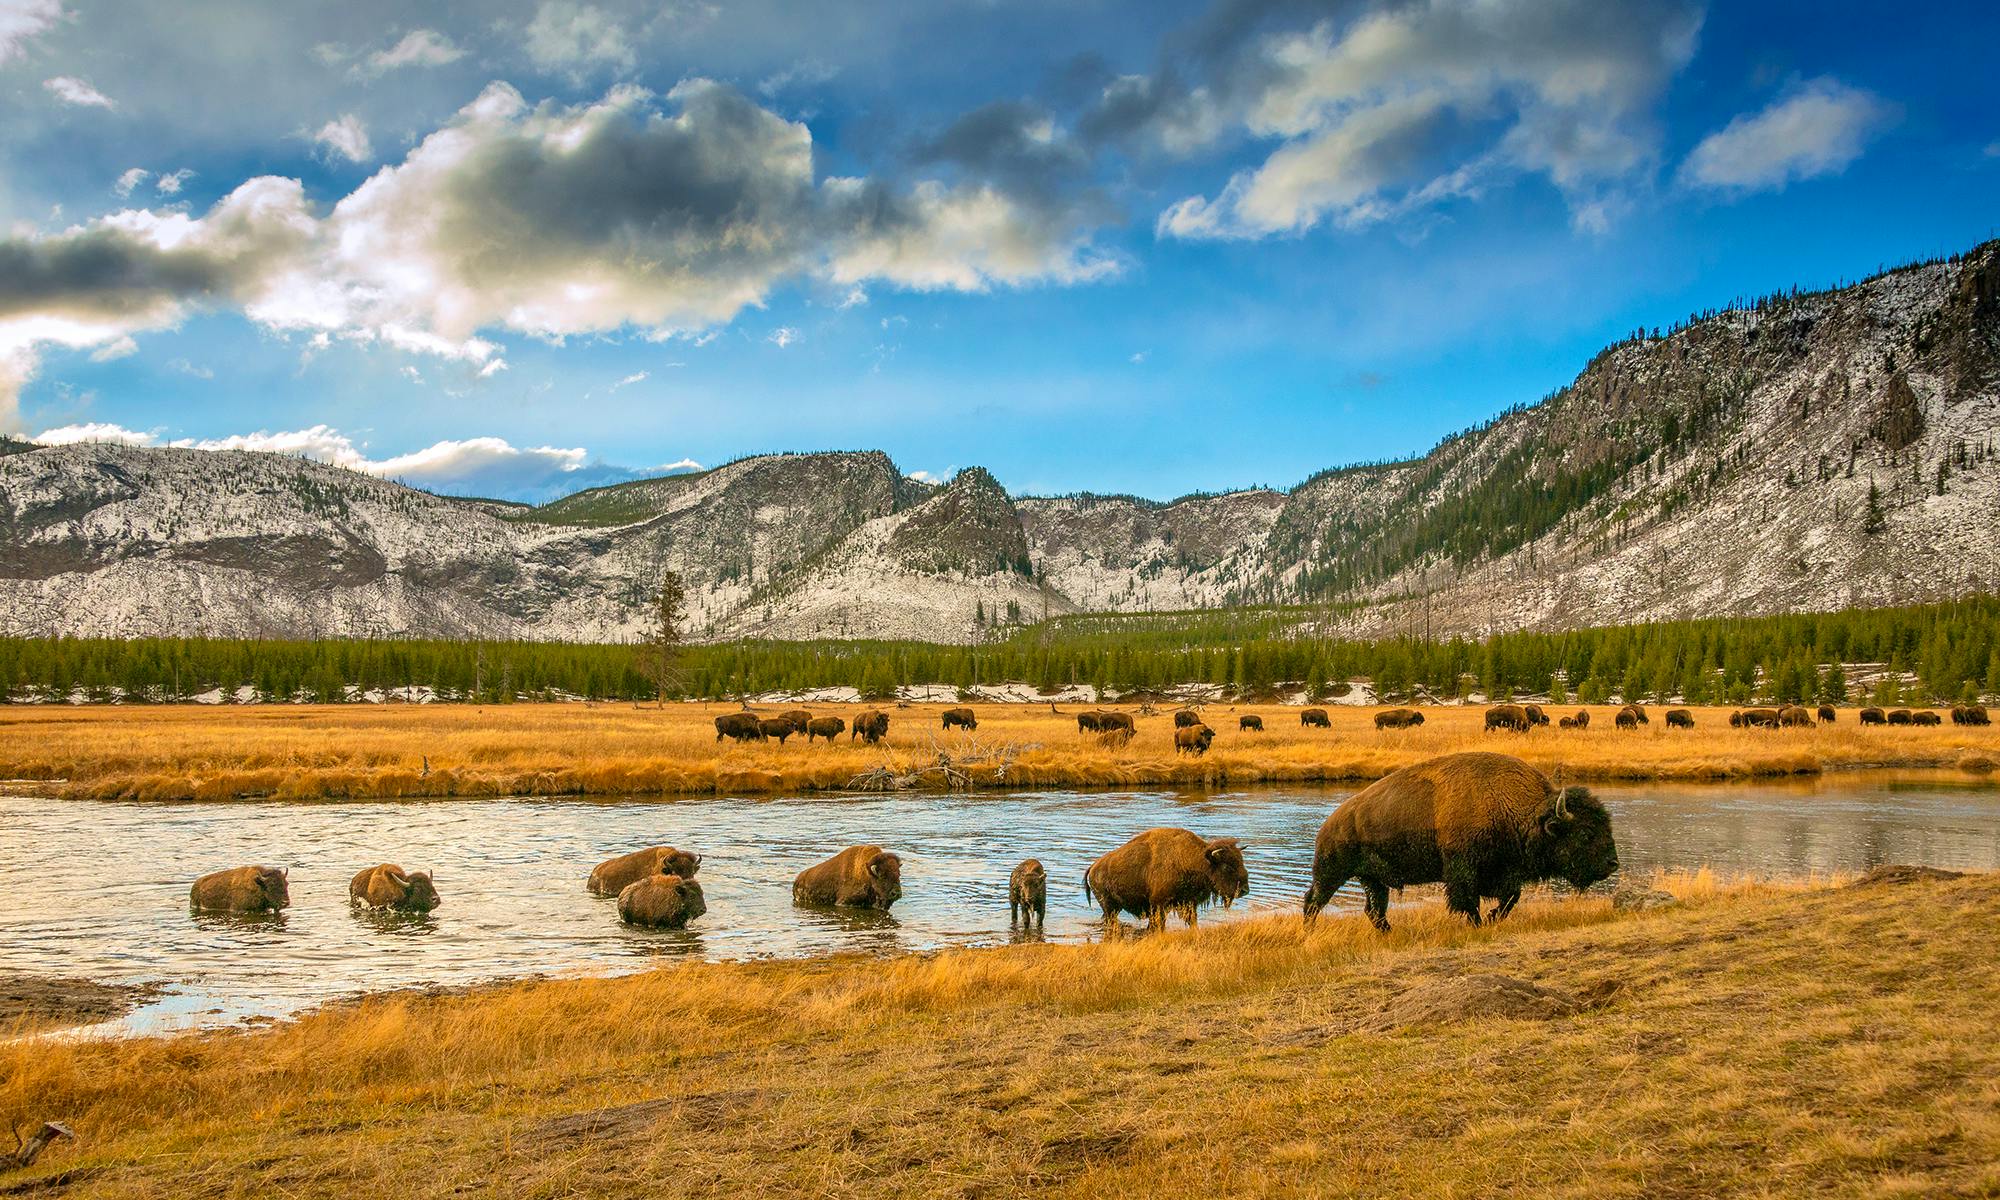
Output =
[
  {"x1": 1, "y1": 701, "x2": 1996, "y2": 802},
  {"x1": 3, "y1": 869, "x2": 1996, "y2": 1196}
]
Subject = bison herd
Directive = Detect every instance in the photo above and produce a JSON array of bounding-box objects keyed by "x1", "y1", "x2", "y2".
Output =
[{"x1": 716, "y1": 709, "x2": 892, "y2": 744}]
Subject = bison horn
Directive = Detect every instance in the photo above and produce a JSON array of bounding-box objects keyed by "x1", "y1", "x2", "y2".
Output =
[{"x1": 1553, "y1": 788, "x2": 1570, "y2": 820}]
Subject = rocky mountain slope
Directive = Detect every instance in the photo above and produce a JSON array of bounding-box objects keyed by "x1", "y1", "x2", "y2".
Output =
[{"x1": 3, "y1": 241, "x2": 1997, "y2": 644}]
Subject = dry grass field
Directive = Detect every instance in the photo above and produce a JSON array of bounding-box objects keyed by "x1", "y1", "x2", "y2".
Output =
[
  {"x1": 1, "y1": 701, "x2": 1996, "y2": 802},
  {"x1": 2, "y1": 869, "x2": 1995, "y2": 1197}
]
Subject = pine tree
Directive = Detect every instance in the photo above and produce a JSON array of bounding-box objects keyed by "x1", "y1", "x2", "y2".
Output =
[{"x1": 636, "y1": 570, "x2": 688, "y2": 704}]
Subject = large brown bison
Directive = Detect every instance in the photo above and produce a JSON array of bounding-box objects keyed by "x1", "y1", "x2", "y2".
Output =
[
  {"x1": 1618, "y1": 704, "x2": 1650, "y2": 726},
  {"x1": 1300, "y1": 708, "x2": 1331, "y2": 728},
  {"x1": 1076, "y1": 710, "x2": 1106, "y2": 732},
  {"x1": 1732, "y1": 708, "x2": 1780, "y2": 728},
  {"x1": 587, "y1": 846, "x2": 702, "y2": 897},
  {"x1": 1614, "y1": 707, "x2": 1641, "y2": 730},
  {"x1": 1778, "y1": 705, "x2": 1816, "y2": 728},
  {"x1": 941, "y1": 707, "x2": 978, "y2": 731},
  {"x1": 1083, "y1": 828, "x2": 1248, "y2": 930},
  {"x1": 1912, "y1": 710, "x2": 1942, "y2": 726},
  {"x1": 1952, "y1": 704, "x2": 1992, "y2": 726},
  {"x1": 759, "y1": 717, "x2": 797, "y2": 743},
  {"x1": 1859, "y1": 706, "x2": 1887, "y2": 725},
  {"x1": 1887, "y1": 708, "x2": 1914, "y2": 726},
  {"x1": 1302, "y1": 752, "x2": 1618, "y2": 932},
  {"x1": 349, "y1": 864, "x2": 440, "y2": 912},
  {"x1": 793, "y1": 845, "x2": 902, "y2": 911},
  {"x1": 617, "y1": 874, "x2": 707, "y2": 928},
  {"x1": 190, "y1": 865, "x2": 289, "y2": 914},
  {"x1": 1375, "y1": 708, "x2": 1425, "y2": 730},
  {"x1": 1485, "y1": 704, "x2": 1531, "y2": 733},
  {"x1": 851, "y1": 710, "x2": 891, "y2": 743},
  {"x1": 1173, "y1": 709, "x2": 1203, "y2": 728},
  {"x1": 1009, "y1": 858, "x2": 1047, "y2": 926},
  {"x1": 1239, "y1": 714, "x2": 1264, "y2": 732},
  {"x1": 779, "y1": 709, "x2": 814, "y2": 734},
  {"x1": 1523, "y1": 704, "x2": 1551, "y2": 727},
  {"x1": 1097, "y1": 711, "x2": 1135, "y2": 735},
  {"x1": 714, "y1": 712, "x2": 765, "y2": 743},
  {"x1": 1664, "y1": 708, "x2": 1694, "y2": 729},
  {"x1": 1817, "y1": 705, "x2": 1838, "y2": 724},
  {"x1": 806, "y1": 716, "x2": 846, "y2": 743},
  {"x1": 1175, "y1": 724, "x2": 1216, "y2": 755}
]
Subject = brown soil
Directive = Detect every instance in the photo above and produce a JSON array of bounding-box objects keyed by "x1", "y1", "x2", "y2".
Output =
[
  {"x1": 1359, "y1": 973, "x2": 1583, "y2": 1032},
  {"x1": 0, "y1": 976, "x2": 161, "y2": 1032}
]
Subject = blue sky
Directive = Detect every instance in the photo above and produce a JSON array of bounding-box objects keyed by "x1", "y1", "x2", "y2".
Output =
[{"x1": 3, "y1": 0, "x2": 1996, "y2": 502}]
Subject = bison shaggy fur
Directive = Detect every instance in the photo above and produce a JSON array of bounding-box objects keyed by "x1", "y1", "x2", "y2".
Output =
[
  {"x1": 618, "y1": 874, "x2": 707, "y2": 928},
  {"x1": 1175, "y1": 724, "x2": 1216, "y2": 755},
  {"x1": 1009, "y1": 858, "x2": 1047, "y2": 925},
  {"x1": 806, "y1": 716, "x2": 846, "y2": 743},
  {"x1": 759, "y1": 717, "x2": 797, "y2": 743},
  {"x1": 1664, "y1": 708, "x2": 1694, "y2": 729},
  {"x1": 1912, "y1": 710, "x2": 1942, "y2": 726},
  {"x1": 1375, "y1": 707, "x2": 1425, "y2": 730},
  {"x1": 942, "y1": 707, "x2": 978, "y2": 731},
  {"x1": 1859, "y1": 707, "x2": 1887, "y2": 725},
  {"x1": 1173, "y1": 710, "x2": 1203, "y2": 728},
  {"x1": 1486, "y1": 704, "x2": 1531, "y2": 733},
  {"x1": 1300, "y1": 708, "x2": 1331, "y2": 728},
  {"x1": 1818, "y1": 705, "x2": 1838, "y2": 723},
  {"x1": 793, "y1": 844, "x2": 902, "y2": 911},
  {"x1": 190, "y1": 865, "x2": 290, "y2": 914},
  {"x1": 349, "y1": 864, "x2": 440, "y2": 912},
  {"x1": 1084, "y1": 828, "x2": 1248, "y2": 930},
  {"x1": 1239, "y1": 714, "x2": 1264, "y2": 732},
  {"x1": 714, "y1": 712, "x2": 765, "y2": 743},
  {"x1": 588, "y1": 846, "x2": 702, "y2": 897},
  {"x1": 1887, "y1": 709, "x2": 1914, "y2": 725},
  {"x1": 851, "y1": 710, "x2": 890, "y2": 743}
]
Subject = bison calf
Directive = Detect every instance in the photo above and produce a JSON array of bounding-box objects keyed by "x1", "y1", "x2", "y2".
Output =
[
  {"x1": 1084, "y1": 828, "x2": 1248, "y2": 931},
  {"x1": 618, "y1": 874, "x2": 707, "y2": 929},
  {"x1": 349, "y1": 864, "x2": 440, "y2": 912},
  {"x1": 588, "y1": 846, "x2": 702, "y2": 897},
  {"x1": 794, "y1": 844, "x2": 902, "y2": 911},
  {"x1": 190, "y1": 865, "x2": 290, "y2": 914},
  {"x1": 1009, "y1": 858, "x2": 1047, "y2": 925}
]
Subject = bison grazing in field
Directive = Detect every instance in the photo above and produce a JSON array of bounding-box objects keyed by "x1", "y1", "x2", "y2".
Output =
[
  {"x1": 759, "y1": 717, "x2": 798, "y2": 743},
  {"x1": 349, "y1": 864, "x2": 440, "y2": 912},
  {"x1": 806, "y1": 716, "x2": 846, "y2": 743},
  {"x1": 851, "y1": 710, "x2": 891, "y2": 743},
  {"x1": 1084, "y1": 827, "x2": 1248, "y2": 931},
  {"x1": 588, "y1": 846, "x2": 702, "y2": 897},
  {"x1": 1887, "y1": 709, "x2": 1914, "y2": 726},
  {"x1": 793, "y1": 844, "x2": 902, "y2": 911},
  {"x1": 1300, "y1": 708, "x2": 1331, "y2": 728},
  {"x1": 1952, "y1": 704, "x2": 1991, "y2": 726},
  {"x1": 1614, "y1": 708, "x2": 1640, "y2": 730},
  {"x1": 942, "y1": 707, "x2": 978, "y2": 731},
  {"x1": 1097, "y1": 711, "x2": 1134, "y2": 735},
  {"x1": 1818, "y1": 705, "x2": 1838, "y2": 723},
  {"x1": 1009, "y1": 858, "x2": 1047, "y2": 926},
  {"x1": 1912, "y1": 710, "x2": 1942, "y2": 726},
  {"x1": 1859, "y1": 707, "x2": 1887, "y2": 725},
  {"x1": 1302, "y1": 751, "x2": 1618, "y2": 933},
  {"x1": 1665, "y1": 708, "x2": 1694, "y2": 729},
  {"x1": 618, "y1": 874, "x2": 706, "y2": 929},
  {"x1": 1523, "y1": 704, "x2": 1551, "y2": 727},
  {"x1": 1175, "y1": 724, "x2": 1216, "y2": 756},
  {"x1": 1618, "y1": 704, "x2": 1649, "y2": 726},
  {"x1": 1173, "y1": 710, "x2": 1203, "y2": 728},
  {"x1": 1486, "y1": 704, "x2": 1531, "y2": 733},
  {"x1": 1778, "y1": 705, "x2": 1816, "y2": 728},
  {"x1": 1239, "y1": 715, "x2": 1264, "y2": 732},
  {"x1": 780, "y1": 710, "x2": 813, "y2": 734},
  {"x1": 1375, "y1": 708, "x2": 1425, "y2": 730},
  {"x1": 1558, "y1": 716, "x2": 1577, "y2": 729},
  {"x1": 190, "y1": 865, "x2": 290, "y2": 914},
  {"x1": 714, "y1": 712, "x2": 765, "y2": 743},
  {"x1": 1572, "y1": 710, "x2": 1591, "y2": 729},
  {"x1": 1733, "y1": 708, "x2": 1780, "y2": 728},
  {"x1": 1076, "y1": 710, "x2": 1105, "y2": 732}
]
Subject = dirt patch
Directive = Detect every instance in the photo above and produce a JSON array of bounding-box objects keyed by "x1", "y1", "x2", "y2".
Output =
[
  {"x1": 0, "y1": 974, "x2": 161, "y2": 1030},
  {"x1": 1360, "y1": 974, "x2": 1581, "y2": 1032},
  {"x1": 522, "y1": 1089, "x2": 760, "y2": 1147},
  {"x1": 1848, "y1": 865, "x2": 1966, "y2": 888}
]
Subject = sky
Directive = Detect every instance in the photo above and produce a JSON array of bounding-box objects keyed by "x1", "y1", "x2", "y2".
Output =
[{"x1": 3, "y1": 0, "x2": 1997, "y2": 503}]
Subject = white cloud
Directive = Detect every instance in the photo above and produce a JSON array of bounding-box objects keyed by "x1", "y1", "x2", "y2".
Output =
[
  {"x1": 361, "y1": 29, "x2": 464, "y2": 77},
  {"x1": 313, "y1": 114, "x2": 374, "y2": 163},
  {"x1": 0, "y1": 0, "x2": 63, "y2": 64},
  {"x1": 44, "y1": 75, "x2": 112, "y2": 108},
  {"x1": 31, "y1": 420, "x2": 156, "y2": 446},
  {"x1": 837, "y1": 286, "x2": 868, "y2": 309},
  {"x1": 165, "y1": 357, "x2": 213, "y2": 379},
  {"x1": 828, "y1": 178, "x2": 1120, "y2": 290},
  {"x1": 155, "y1": 168, "x2": 194, "y2": 195},
  {"x1": 113, "y1": 167, "x2": 150, "y2": 197},
  {"x1": 1129, "y1": 350, "x2": 1148, "y2": 364},
  {"x1": 1680, "y1": 78, "x2": 1893, "y2": 193},
  {"x1": 89, "y1": 335, "x2": 137, "y2": 361},
  {"x1": 608, "y1": 370, "x2": 646, "y2": 390},
  {"x1": 524, "y1": 1, "x2": 634, "y2": 78},
  {"x1": 767, "y1": 326, "x2": 798, "y2": 348}
]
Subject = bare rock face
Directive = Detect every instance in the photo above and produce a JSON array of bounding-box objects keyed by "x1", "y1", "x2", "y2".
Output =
[{"x1": 3, "y1": 242, "x2": 1998, "y2": 645}]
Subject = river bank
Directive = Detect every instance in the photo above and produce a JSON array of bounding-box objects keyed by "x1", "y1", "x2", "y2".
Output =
[
  {"x1": 3, "y1": 869, "x2": 1995, "y2": 1196},
  {"x1": 4, "y1": 703, "x2": 1997, "y2": 802}
]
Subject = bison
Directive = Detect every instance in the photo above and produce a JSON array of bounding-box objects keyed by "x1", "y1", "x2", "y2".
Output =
[
  {"x1": 1618, "y1": 704, "x2": 1649, "y2": 726},
  {"x1": 1571, "y1": 710, "x2": 1591, "y2": 729},
  {"x1": 1887, "y1": 708, "x2": 1914, "y2": 726},
  {"x1": 1486, "y1": 704, "x2": 1531, "y2": 733},
  {"x1": 1778, "y1": 705, "x2": 1816, "y2": 728},
  {"x1": 1912, "y1": 710, "x2": 1942, "y2": 726},
  {"x1": 1523, "y1": 704, "x2": 1551, "y2": 727},
  {"x1": 942, "y1": 707, "x2": 978, "y2": 731},
  {"x1": 349, "y1": 864, "x2": 440, "y2": 912},
  {"x1": 1300, "y1": 708, "x2": 1331, "y2": 728},
  {"x1": 806, "y1": 716, "x2": 846, "y2": 743},
  {"x1": 1665, "y1": 708, "x2": 1694, "y2": 729},
  {"x1": 1173, "y1": 710, "x2": 1203, "y2": 728},
  {"x1": 1175, "y1": 724, "x2": 1216, "y2": 756},
  {"x1": 851, "y1": 710, "x2": 891, "y2": 743},
  {"x1": 1734, "y1": 707, "x2": 1780, "y2": 728},
  {"x1": 1084, "y1": 827, "x2": 1248, "y2": 930},
  {"x1": 1239, "y1": 714, "x2": 1264, "y2": 732},
  {"x1": 759, "y1": 717, "x2": 797, "y2": 743},
  {"x1": 1096, "y1": 711, "x2": 1135, "y2": 735},
  {"x1": 617, "y1": 874, "x2": 706, "y2": 928},
  {"x1": 190, "y1": 865, "x2": 289, "y2": 914},
  {"x1": 1009, "y1": 858, "x2": 1047, "y2": 926},
  {"x1": 1817, "y1": 705, "x2": 1837, "y2": 723},
  {"x1": 588, "y1": 846, "x2": 702, "y2": 897},
  {"x1": 793, "y1": 844, "x2": 902, "y2": 911},
  {"x1": 1859, "y1": 706, "x2": 1887, "y2": 725},
  {"x1": 779, "y1": 709, "x2": 814, "y2": 734},
  {"x1": 1614, "y1": 707, "x2": 1640, "y2": 730},
  {"x1": 1076, "y1": 710, "x2": 1105, "y2": 732},
  {"x1": 714, "y1": 712, "x2": 765, "y2": 743},
  {"x1": 1558, "y1": 715, "x2": 1577, "y2": 729},
  {"x1": 1302, "y1": 752, "x2": 1618, "y2": 932},
  {"x1": 1375, "y1": 708, "x2": 1425, "y2": 730},
  {"x1": 1952, "y1": 704, "x2": 1991, "y2": 726}
]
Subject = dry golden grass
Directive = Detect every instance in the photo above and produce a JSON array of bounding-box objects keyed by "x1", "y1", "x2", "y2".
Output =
[
  {"x1": 3, "y1": 870, "x2": 1995, "y2": 1197},
  {"x1": 2, "y1": 701, "x2": 1995, "y2": 802}
]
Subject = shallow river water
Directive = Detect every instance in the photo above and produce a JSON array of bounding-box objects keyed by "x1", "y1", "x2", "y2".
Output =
[{"x1": 3, "y1": 772, "x2": 1996, "y2": 1034}]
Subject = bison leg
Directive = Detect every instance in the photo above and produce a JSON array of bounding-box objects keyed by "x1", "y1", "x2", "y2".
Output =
[
  {"x1": 1443, "y1": 858, "x2": 1482, "y2": 927},
  {"x1": 1362, "y1": 881, "x2": 1391, "y2": 932},
  {"x1": 1488, "y1": 886, "x2": 1522, "y2": 923}
]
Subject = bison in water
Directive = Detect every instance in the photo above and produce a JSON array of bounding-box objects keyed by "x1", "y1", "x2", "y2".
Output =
[
  {"x1": 1818, "y1": 705, "x2": 1838, "y2": 723},
  {"x1": 1300, "y1": 708, "x2": 1331, "y2": 728},
  {"x1": 793, "y1": 844, "x2": 902, "y2": 911},
  {"x1": 942, "y1": 707, "x2": 978, "y2": 731},
  {"x1": 618, "y1": 874, "x2": 706, "y2": 929},
  {"x1": 1084, "y1": 828, "x2": 1248, "y2": 931},
  {"x1": 1485, "y1": 704, "x2": 1531, "y2": 733},
  {"x1": 1303, "y1": 751, "x2": 1617, "y2": 933},
  {"x1": 1175, "y1": 724, "x2": 1216, "y2": 755},
  {"x1": 1665, "y1": 708, "x2": 1695, "y2": 729},
  {"x1": 1173, "y1": 710, "x2": 1203, "y2": 728},
  {"x1": 714, "y1": 712, "x2": 765, "y2": 743},
  {"x1": 190, "y1": 865, "x2": 290, "y2": 914},
  {"x1": 349, "y1": 864, "x2": 440, "y2": 912},
  {"x1": 1859, "y1": 706, "x2": 1887, "y2": 725},
  {"x1": 1239, "y1": 714, "x2": 1264, "y2": 732},
  {"x1": 806, "y1": 716, "x2": 846, "y2": 743},
  {"x1": 1009, "y1": 858, "x2": 1047, "y2": 926},
  {"x1": 1375, "y1": 708, "x2": 1425, "y2": 730},
  {"x1": 851, "y1": 710, "x2": 891, "y2": 743},
  {"x1": 587, "y1": 846, "x2": 702, "y2": 897}
]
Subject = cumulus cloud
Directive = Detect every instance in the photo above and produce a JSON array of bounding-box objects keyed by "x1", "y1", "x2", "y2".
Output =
[
  {"x1": 313, "y1": 114, "x2": 373, "y2": 163},
  {"x1": 113, "y1": 167, "x2": 149, "y2": 197},
  {"x1": 1143, "y1": 0, "x2": 1703, "y2": 239},
  {"x1": 359, "y1": 28, "x2": 464, "y2": 77},
  {"x1": 89, "y1": 335, "x2": 137, "y2": 361},
  {"x1": 155, "y1": 168, "x2": 193, "y2": 195},
  {"x1": 0, "y1": 0, "x2": 63, "y2": 63},
  {"x1": 31, "y1": 420, "x2": 156, "y2": 446},
  {"x1": 1679, "y1": 78, "x2": 1892, "y2": 193},
  {"x1": 608, "y1": 370, "x2": 646, "y2": 390},
  {"x1": 766, "y1": 327, "x2": 798, "y2": 348},
  {"x1": 44, "y1": 75, "x2": 112, "y2": 107},
  {"x1": 523, "y1": 1, "x2": 635, "y2": 78}
]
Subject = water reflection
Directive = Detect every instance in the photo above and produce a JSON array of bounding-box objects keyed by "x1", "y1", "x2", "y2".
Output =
[{"x1": 0, "y1": 771, "x2": 1994, "y2": 1034}]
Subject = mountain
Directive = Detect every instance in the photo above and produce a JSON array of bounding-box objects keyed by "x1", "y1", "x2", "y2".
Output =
[{"x1": 4, "y1": 241, "x2": 1998, "y2": 644}]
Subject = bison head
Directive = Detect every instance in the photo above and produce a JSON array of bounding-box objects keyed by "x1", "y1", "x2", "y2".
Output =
[
  {"x1": 255, "y1": 867, "x2": 290, "y2": 910},
  {"x1": 398, "y1": 870, "x2": 441, "y2": 912},
  {"x1": 661, "y1": 849, "x2": 702, "y2": 879},
  {"x1": 866, "y1": 851, "x2": 903, "y2": 910},
  {"x1": 1203, "y1": 838, "x2": 1249, "y2": 907},
  {"x1": 663, "y1": 875, "x2": 708, "y2": 923},
  {"x1": 1537, "y1": 786, "x2": 1617, "y2": 892}
]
